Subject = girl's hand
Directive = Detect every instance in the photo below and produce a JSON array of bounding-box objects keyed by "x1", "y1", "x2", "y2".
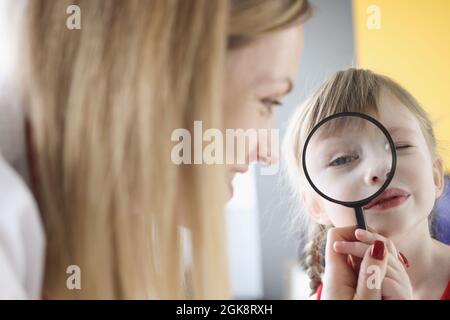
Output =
[
  {"x1": 322, "y1": 226, "x2": 389, "y2": 300},
  {"x1": 333, "y1": 229, "x2": 413, "y2": 300}
]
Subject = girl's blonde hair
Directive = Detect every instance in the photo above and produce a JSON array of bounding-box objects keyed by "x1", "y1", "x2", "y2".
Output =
[
  {"x1": 20, "y1": 0, "x2": 309, "y2": 299},
  {"x1": 283, "y1": 68, "x2": 440, "y2": 295}
]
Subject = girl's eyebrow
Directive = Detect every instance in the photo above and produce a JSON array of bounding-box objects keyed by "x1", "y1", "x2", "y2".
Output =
[{"x1": 387, "y1": 127, "x2": 416, "y2": 136}]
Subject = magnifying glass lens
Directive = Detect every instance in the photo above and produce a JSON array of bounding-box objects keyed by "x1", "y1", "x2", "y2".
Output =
[{"x1": 303, "y1": 115, "x2": 394, "y2": 205}]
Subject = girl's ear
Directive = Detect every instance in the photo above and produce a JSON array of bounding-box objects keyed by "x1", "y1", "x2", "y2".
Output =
[
  {"x1": 432, "y1": 156, "x2": 445, "y2": 198},
  {"x1": 300, "y1": 192, "x2": 332, "y2": 226}
]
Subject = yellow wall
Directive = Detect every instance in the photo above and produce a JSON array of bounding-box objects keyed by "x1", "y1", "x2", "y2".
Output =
[{"x1": 353, "y1": 0, "x2": 450, "y2": 172}]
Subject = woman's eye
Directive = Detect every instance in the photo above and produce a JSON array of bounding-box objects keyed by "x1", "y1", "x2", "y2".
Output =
[
  {"x1": 329, "y1": 154, "x2": 359, "y2": 167},
  {"x1": 260, "y1": 98, "x2": 282, "y2": 114}
]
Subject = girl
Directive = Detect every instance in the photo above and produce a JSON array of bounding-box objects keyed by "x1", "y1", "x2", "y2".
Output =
[{"x1": 283, "y1": 68, "x2": 450, "y2": 299}]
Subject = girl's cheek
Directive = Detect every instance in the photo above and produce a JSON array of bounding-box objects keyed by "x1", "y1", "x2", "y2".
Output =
[
  {"x1": 324, "y1": 202, "x2": 356, "y2": 227},
  {"x1": 394, "y1": 151, "x2": 436, "y2": 220},
  {"x1": 397, "y1": 151, "x2": 431, "y2": 196},
  {"x1": 397, "y1": 154, "x2": 418, "y2": 174}
]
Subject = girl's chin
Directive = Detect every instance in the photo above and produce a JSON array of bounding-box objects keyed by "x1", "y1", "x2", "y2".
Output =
[{"x1": 364, "y1": 220, "x2": 410, "y2": 238}]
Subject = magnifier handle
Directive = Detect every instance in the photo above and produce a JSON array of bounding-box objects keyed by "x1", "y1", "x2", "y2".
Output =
[{"x1": 354, "y1": 206, "x2": 367, "y2": 230}]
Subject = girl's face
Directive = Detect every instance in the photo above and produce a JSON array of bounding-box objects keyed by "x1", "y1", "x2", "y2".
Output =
[
  {"x1": 304, "y1": 89, "x2": 445, "y2": 238},
  {"x1": 223, "y1": 25, "x2": 303, "y2": 199}
]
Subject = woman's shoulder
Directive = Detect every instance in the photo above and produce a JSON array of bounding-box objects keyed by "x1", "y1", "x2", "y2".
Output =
[
  {"x1": 0, "y1": 155, "x2": 45, "y2": 299},
  {"x1": 0, "y1": 79, "x2": 28, "y2": 175}
]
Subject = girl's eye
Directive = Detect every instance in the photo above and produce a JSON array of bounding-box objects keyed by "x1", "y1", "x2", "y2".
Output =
[
  {"x1": 260, "y1": 98, "x2": 283, "y2": 114},
  {"x1": 395, "y1": 144, "x2": 413, "y2": 150},
  {"x1": 329, "y1": 154, "x2": 359, "y2": 167}
]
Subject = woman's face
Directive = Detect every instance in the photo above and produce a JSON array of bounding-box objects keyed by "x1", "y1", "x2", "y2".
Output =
[
  {"x1": 223, "y1": 25, "x2": 304, "y2": 198},
  {"x1": 305, "y1": 90, "x2": 445, "y2": 238}
]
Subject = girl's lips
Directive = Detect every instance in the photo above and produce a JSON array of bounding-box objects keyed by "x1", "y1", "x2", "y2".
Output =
[{"x1": 363, "y1": 188, "x2": 410, "y2": 211}]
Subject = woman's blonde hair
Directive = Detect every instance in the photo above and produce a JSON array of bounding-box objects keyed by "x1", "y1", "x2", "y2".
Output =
[
  {"x1": 21, "y1": 0, "x2": 309, "y2": 299},
  {"x1": 283, "y1": 68, "x2": 440, "y2": 296}
]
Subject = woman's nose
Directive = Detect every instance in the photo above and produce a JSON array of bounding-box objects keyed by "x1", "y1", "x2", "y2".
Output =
[
  {"x1": 257, "y1": 152, "x2": 278, "y2": 165},
  {"x1": 256, "y1": 137, "x2": 279, "y2": 165}
]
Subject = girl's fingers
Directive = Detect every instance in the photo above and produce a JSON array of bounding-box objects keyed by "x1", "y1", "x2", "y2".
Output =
[
  {"x1": 354, "y1": 240, "x2": 388, "y2": 300},
  {"x1": 382, "y1": 278, "x2": 410, "y2": 300},
  {"x1": 335, "y1": 234, "x2": 412, "y2": 300},
  {"x1": 355, "y1": 229, "x2": 398, "y2": 257},
  {"x1": 334, "y1": 240, "x2": 369, "y2": 258},
  {"x1": 334, "y1": 239, "x2": 396, "y2": 261},
  {"x1": 348, "y1": 254, "x2": 362, "y2": 273},
  {"x1": 398, "y1": 252, "x2": 410, "y2": 268},
  {"x1": 355, "y1": 228, "x2": 383, "y2": 244},
  {"x1": 335, "y1": 240, "x2": 409, "y2": 272},
  {"x1": 322, "y1": 227, "x2": 360, "y2": 300},
  {"x1": 367, "y1": 234, "x2": 409, "y2": 269},
  {"x1": 388, "y1": 252, "x2": 410, "y2": 271},
  {"x1": 386, "y1": 264, "x2": 399, "y2": 280},
  {"x1": 335, "y1": 241, "x2": 366, "y2": 273}
]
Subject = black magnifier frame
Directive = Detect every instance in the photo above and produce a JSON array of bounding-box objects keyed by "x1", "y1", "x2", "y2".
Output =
[{"x1": 301, "y1": 112, "x2": 397, "y2": 230}]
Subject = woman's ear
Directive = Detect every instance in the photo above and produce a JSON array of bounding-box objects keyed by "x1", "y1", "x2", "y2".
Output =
[
  {"x1": 432, "y1": 156, "x2": 445, "y2": 198},
  {"x1": 300, "y1": 191, "x2": 332, "y2": 225}
]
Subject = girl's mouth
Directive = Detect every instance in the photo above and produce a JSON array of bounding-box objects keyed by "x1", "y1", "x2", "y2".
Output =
[{"x1": 363, "y1": 188, "x2": 410, "y2": 211}]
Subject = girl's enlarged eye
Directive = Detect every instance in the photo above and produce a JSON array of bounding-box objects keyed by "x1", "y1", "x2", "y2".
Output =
[
  {"x1": 328, "y1": 154, "x2": 359, "y2": 167},
  {"x1": 260, "y1": 98, "x2": 283, "y2": 114}
]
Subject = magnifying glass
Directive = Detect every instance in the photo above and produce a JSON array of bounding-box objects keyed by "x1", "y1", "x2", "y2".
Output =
[{"x1": 302, "y1": 112, "x2": 397, "y2": 230}]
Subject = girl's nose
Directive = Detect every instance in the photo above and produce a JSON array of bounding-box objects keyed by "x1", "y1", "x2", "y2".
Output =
[{"x1": 364, "y1": 162, "x2": 390, "y2": 186}]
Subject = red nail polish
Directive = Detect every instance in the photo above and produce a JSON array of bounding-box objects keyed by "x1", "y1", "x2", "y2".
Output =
[
  {"x1": 370, "y1": 240, "x2": 385, "y2": 260},
  {"x1": 398, "y1": 252, "x2": 410, "y2": 268}
]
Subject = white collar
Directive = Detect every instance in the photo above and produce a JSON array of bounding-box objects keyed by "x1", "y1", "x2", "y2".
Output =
[{"x1": 0, "y1": 79, "x2": 28, "y2": 181}]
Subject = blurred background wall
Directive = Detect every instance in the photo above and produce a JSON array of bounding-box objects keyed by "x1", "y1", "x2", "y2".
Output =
[{"x1": 353, "y1": 0, "x2": 450, "y2": 171}]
